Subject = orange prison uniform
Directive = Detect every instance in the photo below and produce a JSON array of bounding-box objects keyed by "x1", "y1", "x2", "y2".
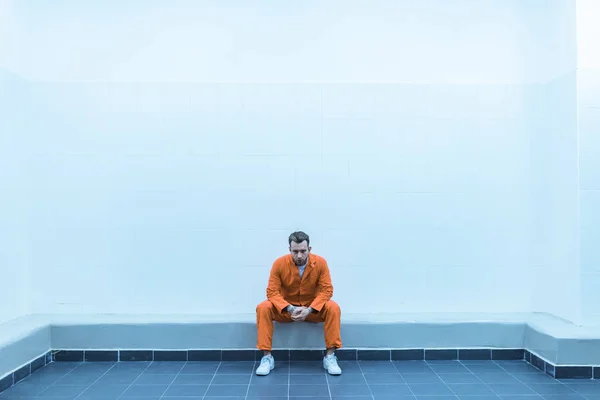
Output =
[{"x1": 256, "y1": 253, "x2": 342, "y2": 351}]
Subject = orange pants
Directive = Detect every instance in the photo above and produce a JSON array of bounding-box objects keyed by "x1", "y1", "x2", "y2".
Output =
[{"x1": 256, "y1": 300, "x2": 342, "y2": 351}]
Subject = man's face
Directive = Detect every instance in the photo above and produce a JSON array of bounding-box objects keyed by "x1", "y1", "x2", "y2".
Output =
[{"x1": 290, "y1": 240, "x2": 311, "y2": 266}]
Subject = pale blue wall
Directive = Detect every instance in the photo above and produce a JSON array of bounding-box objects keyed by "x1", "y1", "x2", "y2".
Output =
[
  {"x1": 577, "y1": 0, "x2": 600, "y2": 325},
  {"x1": 0, "y1": 0, "x2": 594, "y2": 322},
  {"x1": 0, "y1": 68, "x2": 30, "y2": 323}
]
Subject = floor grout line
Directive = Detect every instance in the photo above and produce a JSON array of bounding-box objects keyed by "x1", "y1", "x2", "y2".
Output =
[
  {"x1": 72, "y1": 362, "x2": 118, "y2": 400},
  {"x1": 37, "y1": 362, "x2": 86, "y2": 397},
  {"x1": 459, "y1": 359, "x2": 502, "y2": 400},
  {"x1": 201, "y1": 361, "x2": 222, "y2": 400},
  {"x1": 424, "y1": 360, "x2": 460, "y2": 400},
  {"x1": 158, "y1": 361, "x2": 187, "y2": 400},
  {"x1": 356, "y1": 360, "x2": 376, "y2": 400},
  {"x1": 392, "y1": 360, "x2": 418, "y2": 399},
  {"x1": 114, "y1": 361, "x2": 152, "y2": 400}
]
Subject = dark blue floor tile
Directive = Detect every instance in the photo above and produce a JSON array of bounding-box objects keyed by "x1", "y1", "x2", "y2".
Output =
[
  {"x1": 290, "y1": 397, "x2": 329, "y2": 400},
  {"x1": 289, "y1": 383, "x2": 330, "y2": 397},
  {"x1": 96, "y1": 372, "x2": 141, "y2": 385},
  {"x1": 205, "y1": 384, "x2": 249, "y2": 397},
  {"x1": 162, "y1": 384, "x2": 208, "y2": 396},
  {"x1": 428, "y1": 362, "x2": 469, "y2": 374},
  {"x1": 529, "y1": 383, "x2": 577, "y2": 395},
  {"x1": 409, "y1": 383, "x2": 454, "y2": 396},
  {"x1": 438, "y1": 373, "x2": 481, "y2": 383},
  {"x1": 368, "y1": 384, "x2": 412, "y2": 396},
  {"x1": 246, "y1": 384, "x2": 288, "y2": 397},
  {"x1": 143, "y1": 362, "x2": 185, "y2": 374},
  {"x1": 496, "y1": 361, "x2": 540, "y2": 374},
  {"x1": 211, "y1": 374, "x2": 251, "y2": 384},
  {"x1": 172, "y1": 374, "x2": 213, "y2": 384},
  {"x1": 498, "y1": 396, "x2": 544, "y2": 400},
  {"x1": 373, "y1": 396, "x2": 416, "y2": 400},
  {"x1": 563, "y1": 382, "x2": 600, "y2": 395},
  {"x1": 543, "y1": 395, "x2": 586, "y2": 400},
  {"x1": 327, "y1": 373, "x2": 367, "y2": 385},
  {"x1": 203, "y1": 397, "x2": 245, "y2": 400},
  {"x1": 54, "y1": 372, "x2": 104, "y2": 385},
  {"x1": 163, "y1": 397, "x2": 204, "y2": 400},
  {"x1": 465, "y1": 362, "x2": 505, "y2": 373},
  {"x1": 250, "y1": 374, "x2": 287, "y2": 385},
  {"x1": 204, "y1": 397, "x2": 245, "y2": 400},
  {"x1": 121, "y1": 384, "x2": 169, "y2": 397},
  {"x1": 41, "y1": 384, "x2": 88, "y2": 397},
  {"x1": 359, "y1": 361, "x2": 399, "y2": 373},
  {"x1": 217, "y1": 362, "x2": 255, "y2": 374},
  {"x1": 456, "y1": 397, "x2": 498, "y2": 400},
  {"x1": 330, "y1": 383, "x2": 372, "y2": 396},
  {"x1": 414, "y1": 396, "x2": 458, "y2": 400},
  {"x1": 401, "y1": 373, "x2": 443, "y2": 383},
  {"x1": 447, "y1": 383, "x2": 496, "y2": 395},
  {"x1": 79, "y1": 383, "x2": 128, "y2": 398},
  {"x1": 364, "y1": 373, "x2": 404, "y2": 384},
  {"x1": 289, "y1": 361, "x2": 323, "y2": 374},
  {"x1": 476, "y1": 372, "x2": 520, "y2": 384},
  {"x1": 135, "y1": 373, "x2": 176, "y2": 384},
  {"x1": 0, "y1": 381, "x2": 48, "y2": 397},
  {"x1": 333, "y1": 361, "x2": 362, "y2": 374},
  {"x1": 179, "y1": 362, "x2": 219, "y2": 374},
  {"x1": 290, "y1": 373, "x2": 326, "y2": 384},
  {"x1": 487, "y1": 383, "x2": 537, "y2": 395},
  {"x1": 394, "y1": 361, "x2": 433, "y2": 373}
]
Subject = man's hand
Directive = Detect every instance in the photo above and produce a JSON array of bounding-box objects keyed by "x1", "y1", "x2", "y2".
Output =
[{"x1": 291, "y1": 307, "x2": 312, "y2": 322}]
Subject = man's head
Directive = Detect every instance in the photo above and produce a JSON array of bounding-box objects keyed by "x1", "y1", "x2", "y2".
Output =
[{"x1": 289, "y1": 231, "x2": 311, "y2": 266}]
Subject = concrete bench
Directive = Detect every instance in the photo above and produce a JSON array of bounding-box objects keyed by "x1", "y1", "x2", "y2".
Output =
[{"x1": 2, "y1": 311, "x2": 600, "y2": 393}]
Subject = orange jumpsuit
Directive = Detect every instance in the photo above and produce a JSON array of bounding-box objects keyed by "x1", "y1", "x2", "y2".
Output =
[{"x1": 256, "y1": 253, "x2": 342, "y2": 351}]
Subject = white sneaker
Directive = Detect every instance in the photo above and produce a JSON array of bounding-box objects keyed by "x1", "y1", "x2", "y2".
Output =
[
  {"x1": 256, "y1": 355, "x2": 274, "y2": 376},
  {"x1": 323, "y1": 354, "x2": 342, "y2": 375}
]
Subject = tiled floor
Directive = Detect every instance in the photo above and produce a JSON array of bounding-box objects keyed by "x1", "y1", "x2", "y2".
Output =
[{"x1": 1, "y1": 359, "x2": 599, "y2": 400}]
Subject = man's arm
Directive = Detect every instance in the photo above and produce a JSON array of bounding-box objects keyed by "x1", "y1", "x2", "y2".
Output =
[
  {"x1": 266, "y1": 262, "x2": 291, "y2": 313},
  {"x1": 309, "y1": 261, "x2": 333, "y2": 312}
]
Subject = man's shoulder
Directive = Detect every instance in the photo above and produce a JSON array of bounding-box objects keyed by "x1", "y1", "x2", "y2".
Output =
[
  {"x1": 310, "y1": 253, "x2": 328, "y2": 265},
  {"x1": 273, "y1": 254, "x2": 291, "y2": 266}
]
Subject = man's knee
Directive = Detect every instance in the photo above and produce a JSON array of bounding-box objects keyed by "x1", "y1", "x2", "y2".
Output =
[
  {"x1": 325, "y1": 300, "x2": 341, "y2": 315},
  {"x1": 256, "y1": 300, "x2": 274, "y2": 315}
]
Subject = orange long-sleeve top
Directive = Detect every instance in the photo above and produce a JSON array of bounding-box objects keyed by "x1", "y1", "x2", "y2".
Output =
[{"x1": 266, "y1": 253, "x2": 334, "y2": 313}]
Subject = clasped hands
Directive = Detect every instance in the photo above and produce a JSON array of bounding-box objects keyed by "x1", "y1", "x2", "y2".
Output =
[{"x1": 286, "y1": 305, "x2": 313, "y2": 322}]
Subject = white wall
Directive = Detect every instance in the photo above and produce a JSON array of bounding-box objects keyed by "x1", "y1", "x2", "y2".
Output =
[
  {"x1": 529, "y1": 1, "x2": 580, "y2": 324},
  {"x1": 577, "y1": 0, "x2": 600, "y2": 325},
  {"x1": 0, "y1": 68, "x2": 30, "y2": 323},
  {"x1": 0, "y1": 0, "x2": 589, "y2": 319}
]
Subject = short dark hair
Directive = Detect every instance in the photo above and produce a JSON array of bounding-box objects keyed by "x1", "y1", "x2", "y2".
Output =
[{"x1": 289, "y1": 231, "x2": 310, "y2": 246}]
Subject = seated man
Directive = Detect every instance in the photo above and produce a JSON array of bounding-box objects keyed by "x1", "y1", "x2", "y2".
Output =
[{"x1": 255, "y1": 231, "x2": 342, "y2": 376}]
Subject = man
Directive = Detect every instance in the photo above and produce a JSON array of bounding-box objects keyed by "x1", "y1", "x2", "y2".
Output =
[{"x1": 255, "y1": 231, "x2": 342, "y2": 376}]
